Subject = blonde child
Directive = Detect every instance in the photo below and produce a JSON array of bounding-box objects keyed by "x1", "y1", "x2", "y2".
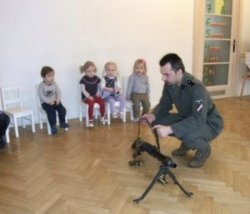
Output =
[
  {"x1": 126, "y1": 59, "x2": 151, "y2": 122},
  {"x1": 101, "y1": 62, "x2": 126, "y2": 119},
  {"x1": 79, "y1": 61, "x2": 106, "y2": 127},
  {"x1": 38, "y1": 66, "x2": 69, "y2": 135}
]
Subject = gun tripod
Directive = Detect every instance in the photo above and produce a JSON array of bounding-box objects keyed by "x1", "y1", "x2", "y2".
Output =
[{"x1": 129, "y1": 119, "x2": 193, "y2": 203}]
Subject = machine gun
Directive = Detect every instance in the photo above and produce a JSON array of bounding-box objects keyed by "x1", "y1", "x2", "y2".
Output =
[
  {"x1": 129, "y1": 118, "x2": 193, "y2": 204},
  {"x1": 130, "y1": 117, "x2": 160, "y2": 152}
]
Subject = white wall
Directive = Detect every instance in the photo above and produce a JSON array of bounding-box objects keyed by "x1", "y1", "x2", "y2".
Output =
[{"x1": 0, "y1": 0, "x2": 194, "y2": 120}]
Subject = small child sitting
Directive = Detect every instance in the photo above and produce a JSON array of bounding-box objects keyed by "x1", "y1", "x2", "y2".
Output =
[
  {"x1": 38, "y1": 66, "x2": 69, "y2": 134},
  {"x1": 79, "y1": 61, "x2": 106, "y2": 127},
  {"x1": 126, "y1": 59, "x2": 151, "y2": 122},
  {"x1": 101, "y1": 62, "x2": 126, "y2": 119}
]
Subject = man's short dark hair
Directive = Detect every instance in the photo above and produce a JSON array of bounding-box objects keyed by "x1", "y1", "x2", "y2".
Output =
[
  {"x1": 159, "y1": 53, "x2": 185, "y2": 73},
  {"x1": 41, "y1": 66, "x2": 54, "y2": 78}
]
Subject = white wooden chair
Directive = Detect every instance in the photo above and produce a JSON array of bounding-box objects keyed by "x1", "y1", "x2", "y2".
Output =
[
  {"x1": 122, "y1": 76, "x2": 134, "y2": 121},
  {"x1": 106, "y1": 101, "x2": 126, "y2": 123},
  {"x1": 36, "y1": 85, "x2": 52, "y2": 135},
  {"x1": 5, "y1": 127, "x2": 10, "y2": 143},
  {"x1": 240, "y1": 52, "x2": 250, "y2": 96},
  {"x1": 36, "y1": 85, "x2": 68, "y2": 135},
  {"x1": 0, "y1": 87, "x2": 35, "y2": 138}
]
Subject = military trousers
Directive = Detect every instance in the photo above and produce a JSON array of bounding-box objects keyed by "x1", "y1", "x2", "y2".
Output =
[{"x1": 154, "y1": 113, "x2": 218, "y2": 150}]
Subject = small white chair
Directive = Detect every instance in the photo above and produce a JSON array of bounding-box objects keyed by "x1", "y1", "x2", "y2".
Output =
[
  {"x1": 0, "y1": 87, "x2": 35, "y2": 138},
  {"x1": 122, "y1": 77, "x2": 134, "y2": 121},
  {"x1": 36, "y1": 85, "x2": 68, "y2": 135},
  {"x1": 5, "y1": 127, "x2": 10, "y2": 143},
  {"x1": 36, "y1": 85, "x2": 52, "y2": 134},
  {"x1": 105, "y1": 100, "x2": 126, "y2": 123}
]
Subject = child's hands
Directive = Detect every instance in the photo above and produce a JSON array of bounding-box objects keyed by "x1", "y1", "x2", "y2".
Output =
[
  {"x1": 105, "y1": 87, "x2": 114, "y2": 92},
  {"x1": 49, "y1": 100, "x2": 55, "y2": 105},
  {"x1": 55, "y1": 98, "x2": 60, "y2": 105},
  {"x1": 115, "y1": 88, "x2": 120, "y2": 94},
  {"x1": 87, "y1": 96, "x2": 94, "y2": 101},
  {"x1": 96, "y1": 92, "x2": 101, "y2": 97}
]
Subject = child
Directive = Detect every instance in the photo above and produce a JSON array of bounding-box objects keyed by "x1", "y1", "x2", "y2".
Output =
[
  {"x1": 126, "y1": 59, "x2": 151, "y2": 122},
  {"x1": 79, "y1": 61, "x2": 106, "y2": 127},
  {"x1": 0, "y1": 111, "x2": 10, "y2": 149},
  {"x1": 38, "y1": 66, "x2": 69, "y2": 135},
  {"x1": 101, "y1": 62, "x2": 126, "y2": 119}
]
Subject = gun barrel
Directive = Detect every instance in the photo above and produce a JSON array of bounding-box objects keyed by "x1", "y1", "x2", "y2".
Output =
[{"x1": 139, "y1": 141, "x2": 177, "y2": 168}]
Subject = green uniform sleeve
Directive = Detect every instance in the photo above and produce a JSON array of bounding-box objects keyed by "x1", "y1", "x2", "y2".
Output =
[{"x1": 171, "y1": 84, "x2": 209, "y2": 138}]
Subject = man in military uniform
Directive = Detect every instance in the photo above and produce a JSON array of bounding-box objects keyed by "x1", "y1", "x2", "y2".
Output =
[
  {"x1": 143, "y1": 53, "x2": 223, "y2": 168},
  {"x1": 0, "y1": 111, "x2": 10, "y2": 149}
]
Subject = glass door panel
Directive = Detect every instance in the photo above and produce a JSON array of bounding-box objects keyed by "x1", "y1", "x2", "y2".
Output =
[
  {"x1": 203, "y1": 64, "x2": 229, "y2": 86},
  {"x1": 205, "y1": 15, "x2": 232, "y2": 39},
  {"x1": 206, "y1": 0, "x2": 232, "y2": 15},
  {"x1": 202, "y1": 0, "x2": 233, "y2": 87},
  {"x1": 204, "y1": 40, "x2": 231, "y2": 63}
]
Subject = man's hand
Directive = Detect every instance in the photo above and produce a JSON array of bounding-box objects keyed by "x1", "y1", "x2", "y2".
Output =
[
  {"x1": 141, "y1": 114, "x2": 156, "y2": 124},
  {"x1": 153, "y1": 125, "x2": 173, "y2": 138}
]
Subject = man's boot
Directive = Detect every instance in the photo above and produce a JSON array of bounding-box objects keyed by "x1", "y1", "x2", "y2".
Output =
[
  {"x1": 188, "y1": 144, "x2": 211, "y2": 168},
  {"x1": 172, "y1": 144, "x2": 190, "y2": 156}
]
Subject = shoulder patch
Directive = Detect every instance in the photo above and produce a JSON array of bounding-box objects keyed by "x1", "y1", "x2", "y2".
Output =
[
  {"x1": 187, "y1": 79, "x2": 195, "y2": 87},
  {"x1": 194, "y1": 99, "x2": 203, "y2": 112}
]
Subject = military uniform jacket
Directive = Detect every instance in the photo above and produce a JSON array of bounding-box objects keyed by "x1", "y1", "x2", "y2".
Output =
[{"x1": 152, "y1": 72, "x2": 223, "y2": 139}]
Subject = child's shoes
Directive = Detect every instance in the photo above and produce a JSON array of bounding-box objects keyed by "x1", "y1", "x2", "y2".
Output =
[
  {"x1": 112, "y1": 113, "x2": 118, "y2": 119},
  {"x1": 119, "y1": 112, "x2": 125, "y2": 120},
  {"x1": 60, "y1": 123, "x2": 69, "y2": 131},
  {"x1": 51, "y1": 126, "x2": 58, "y2": 135},
  {"x1": 133, "y1": 118, "x2": 140, "y2": 123},
  {"x1": 101, "y1": 117, "x2": 107, "y2": 125},
  {"x1": 88, "y1": 120, "x2": 94, "y2": 127}
]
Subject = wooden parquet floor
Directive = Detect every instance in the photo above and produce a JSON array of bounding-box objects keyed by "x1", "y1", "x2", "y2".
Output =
[{"x1": 1, "y1": 97, "x2": 250, "y2": 214}]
